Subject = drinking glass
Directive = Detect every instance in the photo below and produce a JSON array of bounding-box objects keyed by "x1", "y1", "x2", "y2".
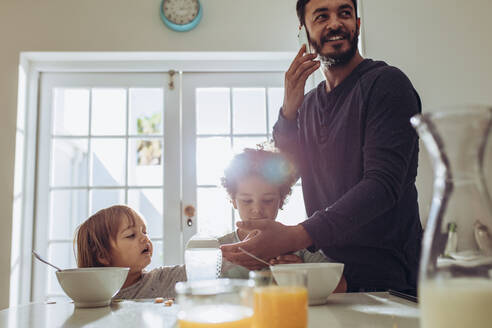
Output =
[
  {"x1": 249, "y1": 270, "x2": 308, "y2": 328},
  {"x1": 175, "y1": 279, "x2": 254, "y2": 328}
]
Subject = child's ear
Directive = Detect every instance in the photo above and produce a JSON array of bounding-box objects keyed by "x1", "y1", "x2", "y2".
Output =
[
  {"x1": 97, "y1": 252, "x2": 111, "y2": 266},
  {"x1": 231, "y1": 199, "x2": 238, "y2": 209}
]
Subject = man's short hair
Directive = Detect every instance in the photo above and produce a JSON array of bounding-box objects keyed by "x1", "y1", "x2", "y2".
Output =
[{"x1": 296, "y1": 0, "x2": 358, "y2": 26}]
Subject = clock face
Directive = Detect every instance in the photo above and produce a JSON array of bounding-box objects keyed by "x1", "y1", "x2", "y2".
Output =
[{"x1": 163, "y1": 0, "x2": 199, "y2": 25}]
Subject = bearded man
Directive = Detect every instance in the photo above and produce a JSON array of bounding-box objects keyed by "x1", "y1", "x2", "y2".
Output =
[{"x1": 222, "y1": 0, "x2": 423, "y2": 294}]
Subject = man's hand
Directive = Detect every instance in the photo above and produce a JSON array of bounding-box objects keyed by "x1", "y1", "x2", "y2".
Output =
[
  {"x1": 269, "y1": 254, "x2": 303, "y2": 265},
  {"x1": 282, "y1": 45, "x2": 320, "y2": 120},
  {"x1": 220, "y1": 220, "x2": 313, "y2": 270}
]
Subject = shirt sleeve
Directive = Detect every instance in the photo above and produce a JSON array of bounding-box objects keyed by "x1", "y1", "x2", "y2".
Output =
[
  {"x1": 272, "y1": 108, "x2": 303, "y2": 168},
  {"x1": 301, "y1": 68, "x2": 421, "y2": 249},
  {"x1": 156, "y1": 265, "x2": 187, "y2": 298}
]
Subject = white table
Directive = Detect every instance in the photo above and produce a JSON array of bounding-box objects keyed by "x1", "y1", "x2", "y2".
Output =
[{"x1": 0, "y1": 292, "x2": 420, "y2": 327}]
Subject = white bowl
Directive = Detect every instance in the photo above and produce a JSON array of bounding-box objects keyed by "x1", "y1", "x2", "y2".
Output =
[
  {"x1": 56, "y1": 267, "x2": 129, "y2": 308},
  {"x1": 271, "y1": 262, "x2": 344, "y2": 305}
]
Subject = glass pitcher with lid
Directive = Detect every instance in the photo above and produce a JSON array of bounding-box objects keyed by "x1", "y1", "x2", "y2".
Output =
[
  {"x1": 411, "y1": 106, "x2": 492, "y2": 328},
  {"x1": 184, "y1": 233, "x2": 222, "y2": 281}
]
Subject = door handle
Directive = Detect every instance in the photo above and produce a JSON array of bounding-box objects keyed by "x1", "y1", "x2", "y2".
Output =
[{"x1": 184, "y1": 205, "x2": 195, "y2": 227}]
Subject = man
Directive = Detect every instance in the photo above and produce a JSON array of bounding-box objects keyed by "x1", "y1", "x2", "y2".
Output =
[{"x1": 221, "y1": 0, "x2": 422, "y2": 293}]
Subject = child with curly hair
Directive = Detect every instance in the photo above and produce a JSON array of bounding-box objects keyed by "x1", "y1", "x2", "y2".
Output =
[{"x1": 219, "y1": 147, "x2": 329, "y2": 279}]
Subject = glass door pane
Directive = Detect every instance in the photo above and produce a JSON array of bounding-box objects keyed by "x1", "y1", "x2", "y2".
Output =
[
  {"x1": 34, "y1": 72, "x2": 179, "y2": 302},
  {"x1": 181, "y1": 72, "x2": 288, "y2": 249}
]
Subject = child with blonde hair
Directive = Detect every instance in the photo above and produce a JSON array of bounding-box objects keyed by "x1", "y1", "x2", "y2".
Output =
[
  {"x1": 219, "y1": 147, "x2": 330, "y2": 279},
  {"x1": 75, "y1": 205, "x2": 186, "y2": 299}
]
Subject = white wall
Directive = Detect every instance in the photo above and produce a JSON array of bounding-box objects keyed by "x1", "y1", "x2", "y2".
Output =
[
  {"x1": 1, "y1": 0, "x2": 492, "y2": 309},
  {"x1": 364, "y1": 0, "x2": 492, "y2": 225}
]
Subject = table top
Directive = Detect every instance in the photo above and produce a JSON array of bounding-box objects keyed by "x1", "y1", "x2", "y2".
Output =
[{"x1": 0, "y1": 292, "x2": 419, "y2": 328}]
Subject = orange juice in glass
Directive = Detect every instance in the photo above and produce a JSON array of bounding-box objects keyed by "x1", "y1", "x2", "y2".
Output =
[{"x1": 250, "y1": 270, "x2": 308, "y2": 328}]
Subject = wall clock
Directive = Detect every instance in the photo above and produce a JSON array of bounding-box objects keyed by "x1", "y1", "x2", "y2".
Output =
[{"x1": 160, "y1": 0, "x2": 202, "y2": 32}]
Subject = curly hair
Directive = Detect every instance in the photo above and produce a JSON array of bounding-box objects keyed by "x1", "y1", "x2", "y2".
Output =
[
  {"x1": 221, "y1": 148, "x2": 298, "y2": 209},
  {"x1": 74, "y1": 205, "x2": 142, "y2": 268}
]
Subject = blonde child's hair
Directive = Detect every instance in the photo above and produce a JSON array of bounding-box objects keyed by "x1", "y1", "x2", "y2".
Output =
[
  {"x1": 74, "y1": 205, "x2": 142, "y2": 268},
  {"x1": 221, "y1": 146, "x2": 298, "y2": 209}
]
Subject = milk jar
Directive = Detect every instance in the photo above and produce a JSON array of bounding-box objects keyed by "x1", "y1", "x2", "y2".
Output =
[
  {"x1": 184, "y1": 234, "x2": 222, "y2": 281},
  {"x1": 411, "y1": 107, "x2": 492, "y2": 328}
]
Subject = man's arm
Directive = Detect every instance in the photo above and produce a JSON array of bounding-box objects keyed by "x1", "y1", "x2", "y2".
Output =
[
  {"x1": 272, "y1": 109, "x2": 303, "y2": 171},
  {"x1": 273, "y1": 45, "x2": 319, "y2": 166},
  {"x1": 221, "y1": 221, "x2": 312, "y2": 270}
]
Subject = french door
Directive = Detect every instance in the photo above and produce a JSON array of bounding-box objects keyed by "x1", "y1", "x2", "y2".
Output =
[{"x1": 33, "y1": 71, "x2": 306, "y2": 301}]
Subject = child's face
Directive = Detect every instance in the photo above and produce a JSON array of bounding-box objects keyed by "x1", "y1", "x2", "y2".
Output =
[
  {"x1": 108, "y1": 215, "x2": 153, "y2": 273},
  {"x1": 232, "y1": 175, "x2": 282, "y2": 222}
]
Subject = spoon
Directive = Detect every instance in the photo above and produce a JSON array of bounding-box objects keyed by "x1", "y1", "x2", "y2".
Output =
[
  {"x1": 238, "y1": 247, "x2": 272, "y2": 267},
  {"x1": 32, "y1": 250, "x2": 63, "y2": 271}
]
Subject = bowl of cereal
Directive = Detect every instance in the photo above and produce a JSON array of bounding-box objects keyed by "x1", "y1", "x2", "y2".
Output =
[
  {"x1": 271, "y1": 262, "x2": 344, "y2": 305},
  {"x1": 56, "y1": 267, "x2": 129, "y2": 308}
]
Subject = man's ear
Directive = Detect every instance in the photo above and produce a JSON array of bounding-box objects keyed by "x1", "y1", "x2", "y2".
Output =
[{"x1": 97, "y1": 252, "x2": 111, "y2": 266}]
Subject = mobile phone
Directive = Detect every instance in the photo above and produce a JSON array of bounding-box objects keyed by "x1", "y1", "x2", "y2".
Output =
[
  {"x1": 388, "y1": 289, "x2": 418, "y2": 303},
  {"x1": 297, "y1": 25, "x2": 313, "y2": 54}
]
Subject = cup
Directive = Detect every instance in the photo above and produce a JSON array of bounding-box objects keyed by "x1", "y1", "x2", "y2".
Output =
[
  {"x1": 175, "y1": 279, "x2": 254, "y2": 328},
  {"x1": 249, "y1": 270, "x2": 308, "y2": 328}
]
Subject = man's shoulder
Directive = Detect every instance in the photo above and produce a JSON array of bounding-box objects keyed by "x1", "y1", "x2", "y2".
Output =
[{"x1": 359, "y1": 60, "x2": 414, "y2": 89}]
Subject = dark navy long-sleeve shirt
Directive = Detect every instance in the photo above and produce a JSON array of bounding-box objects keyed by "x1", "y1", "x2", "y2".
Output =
[{"x1": 273, "y1": 59, "x2": 423, "y2": 292}]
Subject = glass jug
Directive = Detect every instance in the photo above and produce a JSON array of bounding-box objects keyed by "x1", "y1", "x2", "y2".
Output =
[
  {"x1": 184, "y1": 233, "x2": 222, "y2": 281},
  {"x1": 411, "y1": 106, "x2": 492, "y2": 328}
]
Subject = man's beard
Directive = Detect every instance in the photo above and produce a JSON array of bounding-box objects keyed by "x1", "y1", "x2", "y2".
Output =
[{"x1": 311, "y1": 27, "x2": 359, "y2": 68}]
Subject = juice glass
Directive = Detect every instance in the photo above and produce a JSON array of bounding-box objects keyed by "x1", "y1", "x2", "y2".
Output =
[
  {"x1": 175, "y1": 279, "x2": 254, "y2": 328},
  {"x1": 249, "y1": 270, "x2": 308, "y2": 328}
]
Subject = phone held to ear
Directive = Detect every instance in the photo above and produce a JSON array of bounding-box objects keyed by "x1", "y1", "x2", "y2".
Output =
[{"x1": 298, "y1": 25, "x2": 312, "y2": 54}]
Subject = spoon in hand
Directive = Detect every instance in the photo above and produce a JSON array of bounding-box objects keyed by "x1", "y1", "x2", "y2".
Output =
[
  {"x1": 32, "y1": 250, "x2": 63, "y2": 271},
  {"x1": 238, "y1": 247, "x2": 272, "y2": 267}
]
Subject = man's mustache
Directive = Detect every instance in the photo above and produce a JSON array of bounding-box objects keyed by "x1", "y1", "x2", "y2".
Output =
[{"x1": 320, "y1": 29, "x2": 350, "y2": 44}]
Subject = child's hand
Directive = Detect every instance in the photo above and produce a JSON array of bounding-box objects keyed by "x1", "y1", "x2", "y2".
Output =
[{"x1": 269, "y1": 254, "x2": 303, "y2": 265}]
